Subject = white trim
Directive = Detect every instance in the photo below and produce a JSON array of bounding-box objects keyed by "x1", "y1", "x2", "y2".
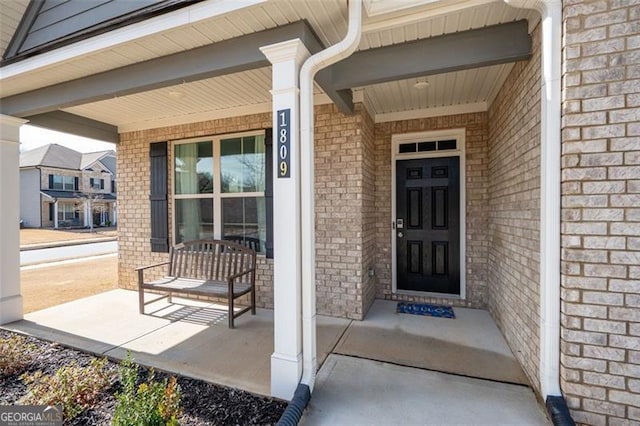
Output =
[
  {"x1": 391, "y1": 128, "x2": 466, "y2": 300},
  {"x1": 363, "y1": 0, "x2": 496, "y2": 32},
  {"x1": 375, "y1": 102, "x2": 487, "y2": 124},
  {"x1": 169, "y1": 130, "x2": 266, "y2": 246},
  {"x1": 0, "y1": 0, "x2": 266, "y2": 81}
]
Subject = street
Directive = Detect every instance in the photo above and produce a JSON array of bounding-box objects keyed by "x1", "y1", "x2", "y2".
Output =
[{"x1": 20, "y1": 241, "x2": 118, "y2": 266}]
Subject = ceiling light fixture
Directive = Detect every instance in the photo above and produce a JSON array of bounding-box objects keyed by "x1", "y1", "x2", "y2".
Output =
[{"x1": 413, "y1": 79, "x2": 430, "y2": 89}]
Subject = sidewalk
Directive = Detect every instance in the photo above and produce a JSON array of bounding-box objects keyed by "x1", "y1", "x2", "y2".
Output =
[{"x1": 20, "y1": 236, "x2": 117, "y2": 251}]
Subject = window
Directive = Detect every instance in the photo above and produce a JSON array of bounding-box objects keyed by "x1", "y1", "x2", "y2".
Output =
[
  {"x1": 57, "y1": 203, "x2": 77, "y2": 221},
  {"x1": 90, "y1": 178, "x2": 104, "y2": 190},
  {"x1": 173, "y1": 132, "x2": 266, "y2": 253},
  {"x1": 50, "y1": 175, "x2": 75, "y2": 191}
]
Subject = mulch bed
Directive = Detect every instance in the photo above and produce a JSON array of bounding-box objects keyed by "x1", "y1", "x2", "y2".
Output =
[{"x1": 0, "y1": 329, "x2": 287, "y2": 425}]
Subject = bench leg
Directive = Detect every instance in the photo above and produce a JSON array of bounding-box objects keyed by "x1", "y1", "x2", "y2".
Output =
[
  {"x1": 138, "y1": 288, "x2": 144, "y2": 314},
  {"x1": 251, "y1": 286, "x2": 256, "y2": 315},
  {"x1": 228, "y1": 296, "x2": 234, "y2": 329}
]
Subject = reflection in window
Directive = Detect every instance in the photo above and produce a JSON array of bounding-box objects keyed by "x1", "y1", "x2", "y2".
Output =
[
  {"x1": 222, "y1": 197, "x2": 266, "y2": 253},
  {"x1": 175, "y1": 199, "x2": 214, "y2": 244},
  {"x1": 175, "y1": 141, "x2": 213, "y2": 194},
  {"x1": 220, "y1": 135, "x2": 265, "y2": 193}
]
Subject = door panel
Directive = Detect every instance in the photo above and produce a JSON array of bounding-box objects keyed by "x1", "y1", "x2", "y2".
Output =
[{"x1": 396, "y1": 156, "x2": 460, "y2": 294}]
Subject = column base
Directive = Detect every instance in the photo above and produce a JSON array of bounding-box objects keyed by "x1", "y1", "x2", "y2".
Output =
[
  {"x1": 0, "y1": 294, "x2": 23, "y2": 325},
  {"x1": 271, "y1": 351, "x2": 302, "y2": 400}
]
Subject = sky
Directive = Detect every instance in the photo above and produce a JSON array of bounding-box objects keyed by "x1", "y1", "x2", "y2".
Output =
[{"x1": 20, "y1": 124, "x2": 116, "y2": 154}]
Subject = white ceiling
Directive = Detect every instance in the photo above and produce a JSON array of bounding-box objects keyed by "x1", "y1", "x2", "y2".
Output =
[{"x1": 1, "y1": 0, "x2": 540, "y2": 132}]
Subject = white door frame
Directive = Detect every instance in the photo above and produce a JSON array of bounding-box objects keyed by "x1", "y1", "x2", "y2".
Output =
[{"x1": 391, "y1": 128, "x2": 466, "y2": 300}]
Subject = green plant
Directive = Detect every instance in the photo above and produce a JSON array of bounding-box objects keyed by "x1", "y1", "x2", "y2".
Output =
[
  {"x1": 0, "y1": 334, "x2": 36, "y2": 377},
  {"x1": 21, "y1": 358, "x2": 113, "y2": 420},
  {"x1": 112, "y1": 354, "x2": 181, "y2": 426}
]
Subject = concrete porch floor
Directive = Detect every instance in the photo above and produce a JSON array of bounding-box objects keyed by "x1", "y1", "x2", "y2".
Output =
[{"x1": 3, "y1": 290, "x2": 549, "y2": 424}]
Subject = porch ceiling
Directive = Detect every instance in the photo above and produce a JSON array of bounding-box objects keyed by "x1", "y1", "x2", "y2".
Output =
[{"x1": 1, "y1": 0, "x2": 539, "y2": 133}]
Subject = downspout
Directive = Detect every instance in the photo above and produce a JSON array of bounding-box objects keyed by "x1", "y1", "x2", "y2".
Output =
[
  {"x1": 504, "y1": 0, "x2": 565, "y2": 414},
  {"x1": 299, "y1": 0, "x2": 362, "y2": 390}
]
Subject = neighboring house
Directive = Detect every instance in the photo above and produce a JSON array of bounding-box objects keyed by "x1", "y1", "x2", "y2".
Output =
[
  {"x1": 0, "y1": 1, "x2": 638, "y2": 424},
  {"x1": 19, "y1": 144, "x2": 117, "y2": 228}
]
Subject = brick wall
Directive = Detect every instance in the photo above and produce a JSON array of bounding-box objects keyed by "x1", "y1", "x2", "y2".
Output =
[
  {"x1": 361, "y1": 105, "x2": 377, "y2": 316},
  {"x1": 487, "y1": 24, "x2": 542, "y2": 394},
  {"x1": 561, "y1": 1, "x2": 640, "y2": 424},
  {"x1": 373, "y1": 113, "x2": 489, "y2": 309},
  {"x1": 118, "y1": 113, "x2": 275, "y2": 308},
  {"x1": 119, "y1": 105, "x2": 372, "y2": 318},
  {"x1": 314, "y1": 104, "x2": 375, "y2": 320}
]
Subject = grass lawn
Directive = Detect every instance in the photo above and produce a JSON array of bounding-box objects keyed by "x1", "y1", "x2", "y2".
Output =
[
  {"x1": 20, "y1": 228, "x2": 117, "y2": 246},
  {"x1": 21, "y1": 255, "x2": 118, "y2": 314}
]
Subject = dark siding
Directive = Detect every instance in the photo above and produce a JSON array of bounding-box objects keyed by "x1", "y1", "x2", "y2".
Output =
[
  {"x1": 150, "y1": 142, "x2": 168, "y2": 253},
  {"x1": 265, "y1": 129, "x2": 274, "y2": 259},
  {"x1": 4, "y1": 0, "x2": 201, "y2": 62}
]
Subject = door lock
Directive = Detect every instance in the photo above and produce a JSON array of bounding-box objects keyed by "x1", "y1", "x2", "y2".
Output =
[{"x1": 396, "y1": 218, "x2": 404, "y2": 229}]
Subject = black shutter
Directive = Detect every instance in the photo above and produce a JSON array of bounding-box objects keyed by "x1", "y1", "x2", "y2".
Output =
[
  {"x1": 111, "y1": 180, "x2": 115, "y2": 193},
  {"x1": 265, "y1": 129, "x2": 274, "y2": 259},
  {"x1": 48, "y1": 174, "x2": 53, "y2": 189},
  {"x1": 100, "y1": 179, "x2": 104, "y2": 190},
  {"x1": 150, "y1": 142, "x2": 169, "y2": 253},
  {"x1": 74, "y1": 177, "x2": 79, "y2": 190},
  {"x1": 90, "y1": 178, "x2": 94, "y2": 187},
  {"x1": 49, "y1": 203, "x2": 54, "y2": 221}
]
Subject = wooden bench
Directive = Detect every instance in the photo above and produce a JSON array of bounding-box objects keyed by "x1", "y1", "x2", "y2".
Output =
[{"x1": 136, "y1": 239, "x2": 256, "y2": 328}]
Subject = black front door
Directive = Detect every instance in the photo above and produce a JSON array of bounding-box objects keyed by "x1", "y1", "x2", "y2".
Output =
[{"x1": 396, "y1": 156, "x2": 460, "y2": 294}]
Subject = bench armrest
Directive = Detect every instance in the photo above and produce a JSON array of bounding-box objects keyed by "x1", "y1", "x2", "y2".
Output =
[
  {"x1": 137, "y1": 262, "x2": 170, "y2": 287},
  {"x1": 135, "y1": 262, "x2": 169, "y2": 272},
  {"x1": 228, "y1": 267, "x2": 256, "y2": 282}
]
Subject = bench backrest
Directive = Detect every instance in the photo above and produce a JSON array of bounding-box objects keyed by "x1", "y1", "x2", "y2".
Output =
[{"x1": 168, "y1": 239, "x2": 256, "y2": 282}]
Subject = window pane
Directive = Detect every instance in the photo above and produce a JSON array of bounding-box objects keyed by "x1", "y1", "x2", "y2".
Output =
[
  {"x1": 222, "y1": 197, "x2": 266, "y2": 253},
  {"x1": 53, "y1": 175, "x2": 63, "y2": 190},
  {"x1": 175, "y1": 198, "x2": 214, "y2": 244},
  {"x1": 175, "y1": 142, "x2": 213, "y2": 194},
  {"x1": 220, "y1": 135, "x2": 265, "y2": 193}
]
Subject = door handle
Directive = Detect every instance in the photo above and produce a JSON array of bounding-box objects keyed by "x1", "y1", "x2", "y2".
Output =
[{"x1": 397, "y1": 231, "x2": 404, "y2": 238}]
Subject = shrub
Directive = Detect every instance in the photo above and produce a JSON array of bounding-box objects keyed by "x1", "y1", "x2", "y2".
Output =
[
  {"x1": 0, "y1": 334, "x2": 36, "y2": 377},
  {"x1": 112, "y1": 355, "x2": 181, "y2": 426},
  {"x1": 21, "y1": 358, "x2": 113, "y2": 420}
]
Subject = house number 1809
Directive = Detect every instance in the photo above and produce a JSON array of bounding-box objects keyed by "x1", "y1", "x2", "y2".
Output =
[{"x1": 277, "y1": 109, "x2": 291, "y2": 178}]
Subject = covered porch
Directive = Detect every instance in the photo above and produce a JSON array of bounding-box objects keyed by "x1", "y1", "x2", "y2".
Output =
[
  {"x1": 1, "y1": 289, "x2": 548, "y2": 423},
  {"x1": 0, "y1": 0, "x2": 561, "y2": 410}
]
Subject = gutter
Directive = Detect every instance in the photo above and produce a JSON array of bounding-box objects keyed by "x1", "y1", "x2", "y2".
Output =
[
  {"x1": 503, "y1": 1, "x2": 570, "y2": 423},
  {"x1": 299, "y1": 0, "x2": 362, "y2": 391}
]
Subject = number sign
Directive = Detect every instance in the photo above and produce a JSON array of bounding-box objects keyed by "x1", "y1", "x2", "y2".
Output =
[{"x1": 277, "y1": 109, "x2": 291, "y2": 178}]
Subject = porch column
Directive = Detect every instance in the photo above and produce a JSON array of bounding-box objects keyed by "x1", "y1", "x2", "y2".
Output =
[
  {"x1": 53, "y1": 201, "x2": 59, "y2": 228},
  {"x1": 260, "y1": 39, "x2": 310, "y2": 400},
  {"x1": 84, "y1": 201, "x2": 90, "y2": 227},
  {"x1": 0, "y1": 115, "x2": 27, "y2": 324},
  {"x1": 111, "y1": 203, "x2": 117, "y2": 225}
]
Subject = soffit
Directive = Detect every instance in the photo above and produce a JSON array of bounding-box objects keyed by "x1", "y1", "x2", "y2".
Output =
[
  {"x1": 1, "y1": 1, "x2": 537, "y2": 99},
  {"x1": 0, "y1": 0, "x2": 30, "y2": 58}
]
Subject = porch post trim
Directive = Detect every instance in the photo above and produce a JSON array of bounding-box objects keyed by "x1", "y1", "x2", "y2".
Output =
[
  {"x1": 260, "y1": 38, "x2": 310, "y2": 401},
  {"x1": 0, "y1": 114, "x2": 28, "y2": 324}
]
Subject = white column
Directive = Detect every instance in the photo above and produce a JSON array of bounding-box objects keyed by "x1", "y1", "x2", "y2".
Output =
[
  {"x1": 0, "y1": 115, "x2": 27, "y2": 324},
  {"x1": 53, "y1": 201, "x2": 59, "y2": 228},
  {"x1": 260, "y1": 39, "x2": 310, "y2": 400},
  {"x1": 84, "y1": 201, "x2": 90, "y2": 227},
  {"x1": 112, "y1": 203, "x2": 117, "y2": 225}
]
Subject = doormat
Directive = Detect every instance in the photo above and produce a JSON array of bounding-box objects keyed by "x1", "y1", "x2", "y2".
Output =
[{"x1": 396, "y1": 302, "x2": 455, "y2": 319}]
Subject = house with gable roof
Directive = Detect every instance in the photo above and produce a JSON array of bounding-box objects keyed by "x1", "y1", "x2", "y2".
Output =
[
  {"x1": 20, "y1": 143, "x2": 117, "y2": 228},
  {"x1": 0, "y1": 0, "x2": 639, "y2": 423}
]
